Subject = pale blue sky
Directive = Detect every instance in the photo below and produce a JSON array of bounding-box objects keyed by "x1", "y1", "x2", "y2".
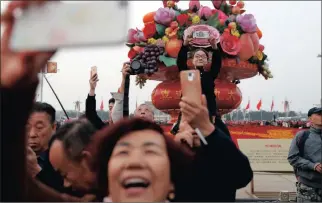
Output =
[{"x1": 1, "y1": 1, "x2": 321, "y2": 113}]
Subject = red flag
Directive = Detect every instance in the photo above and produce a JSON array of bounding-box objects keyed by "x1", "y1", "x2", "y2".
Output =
[
  {"x1": 270, "y1": 100, "x2": 274, "y2": 111},
  {"x1": 100, "y1": 100, "x2": 104, "y2": 110},
  {"x1": 256, "y1": 99, "x2": 262, "y2": 110},
  {"x1": 245, "y1": 100, "x2": 250, "y2": 110}
]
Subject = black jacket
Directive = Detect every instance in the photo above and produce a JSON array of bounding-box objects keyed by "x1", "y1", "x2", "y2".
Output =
[
  {"x1": 176, "y1": 128, "x2": 253, "y2": 202},
  {"x1": 85, "y1": 94, "x2": 107, "y2": 130},
  {"x1": 36, "y1": 150, "x2": 83, "y2": 197},
  {"x1": 177, "y1": 44, "x2": 222, "y2": 117}
]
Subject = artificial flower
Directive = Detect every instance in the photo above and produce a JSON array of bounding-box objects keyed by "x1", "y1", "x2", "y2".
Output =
[
  {"x1": 231, "y1": 28, "x2": 240, "y2": 37},
  {"x1": 191, "y1": 15, "x2": 200, "y2": 24},
  {"x1": 176, "y1": 14, "x2": 189, "y2": 26},
  {"x1": 127, "y1": 28, "x2": 146, "y2": 43},
  {"x1": 228, "y1": 22, "x2": 237, "y2": 29},
  {"x1": 211, "y1": 9, "x2": 228, "y2": 21},
  {"x1": 142, "y1": 23, "x2": 156, "y2": 39},
  {"x1": 256, "y1": 50, "x2": 263, "y2": 60},
  {"x1": 189, "y1": 0, "x2": 200, "y2": 12},
  {"x1": 198, "y1": 6, "x2": 212, "y2": 20},
  {"x1": 154, "y1": 7, "x2": 176, "y2": 26},
  {"x1": 220, "y1": 32, "x2": 241, "y2": 55},
  {"x1": 165, "y1": 27, "x2": 179, "y2": 39},
  {"x1": 162, "y1": 36, "x2": 170, "y2": 43},
  {"x1": 148, "y1": 38, "x2": 157, "y2": 44},
  {"x1": 236, "y1": 14, "x2": 257, "y2": 33},
  {"x1": 163, "y1": 0, "x2": 179, "y2": 8},
  {"x1": 212, "y1": 0, "x2": 226, "y2": 9},
  {"x1": 156, "y1": 38, "x2": 166, "y2": 47},
  {"x1": 170, "y1": 21, "x2": 179, "y2": 29}
]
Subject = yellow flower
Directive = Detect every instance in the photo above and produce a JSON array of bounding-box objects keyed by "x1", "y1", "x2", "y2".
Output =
[
  {"x1": 162, "y1": 36, "x2": 169, "y2": 43},
  {"x1": 230, "y1": 28, "x2": 240, "y2": 37},
  {"x1": 167, "y1": 1, "x2": 175, "y2": 8},
  {"x1": 192, "y1": 15, "x2": 200, "y2": 24},
  {"x1": 256, "y1": 50, "x2": 263, "y2": 60},
  {"x1": 148, "y1": 38, "x2": 157, "y2": 44}
]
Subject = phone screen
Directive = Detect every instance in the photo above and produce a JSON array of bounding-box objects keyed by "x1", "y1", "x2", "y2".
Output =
[
  {"x1": 91, "y1": 66, "x2": 97, "y2": 77},
  {"x1": 10, "y1": 2, "x2": 129, "y2": 51}
]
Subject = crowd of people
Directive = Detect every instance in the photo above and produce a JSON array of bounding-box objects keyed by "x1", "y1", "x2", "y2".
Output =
[
  {"x1": 225, "y1": 120, "x2": 310, "y2": 129},
  {"x1": 1, "y1": 2, "x2": 321, "y2": 202},
  {"x1": 2, "y1": 2, "x2": 253, "y2": 202}
]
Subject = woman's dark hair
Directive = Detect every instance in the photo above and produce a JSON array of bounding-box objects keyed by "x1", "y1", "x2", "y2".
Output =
[
  {"x1": 49, "y1": 119, "x2": 96, "y2": 162},
  {"x1": 87, "y1": 118, "x2": 193, "y2": 198}
]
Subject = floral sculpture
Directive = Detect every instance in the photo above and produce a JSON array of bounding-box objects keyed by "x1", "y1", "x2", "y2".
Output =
[
  {"x1": 127, "y1": 0, "x2": 274, "y2": 120},
  {"x1": 127, "y1": 0, "x2": 273, "y2": 82}
]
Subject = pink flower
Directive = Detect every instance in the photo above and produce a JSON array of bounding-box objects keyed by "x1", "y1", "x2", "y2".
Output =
[
  {"x1": 189, "y1": 0, "x2": 200, "y2": 12},
  {"x1": 154, "y1": 8, "x2": 176, "y2": 26},
  {"x1": 212, "y1": 0, "x2": 225, "y2": 9},
  {"x1": 212, "y1": 9, "x2": 228, "y2": 21},
  {"x1": 198, "y1": 6, "x2": 212, "y2": 20},
  {"x1": 236, "y1": 14, "x2": 257, "y2": 33},
  {"x1": 127, "y1": 28, "x2": 146, "y2": 43},
  {"x1": 220, "y1": 32, "x2": 241, "y2": 55}
]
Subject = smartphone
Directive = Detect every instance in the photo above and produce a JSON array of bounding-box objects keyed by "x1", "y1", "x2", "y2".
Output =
[
  {"x1": 9, "y1": 1, "x2": 129, "y2": 51},
  {"x1": 91, "y1": 66, "x2": 97, "y2": 77},
  {"x1": 193, "y1": 31, "x2": 210, "y2": 39},
  {"x1": 180, "y1": 70, "x2": 202, "y2": 107}
]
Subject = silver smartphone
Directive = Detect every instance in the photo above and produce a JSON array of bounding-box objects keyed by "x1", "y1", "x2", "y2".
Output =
[{"x1": 9, "y1": 1, "x2": 129, "y2": 51}]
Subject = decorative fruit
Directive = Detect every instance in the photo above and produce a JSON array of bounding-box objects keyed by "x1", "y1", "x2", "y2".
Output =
[
  {"x1": 219, "y1": 19, "x2": 225, "y2": 25},
  {"x1": 237, "y1": 1, "x2": 244, "y2": 8},
  {"x1": 228, "y1": 22, "x2": 237, "y2": 29},
  {"x1": 143, "y1": 12, "x2": 156, "y2": 24},
  {"x1": 165, "y1": 38, "x2": 182, "y2": 58},
  {"x1": 229, "y1": 0, "x2": 237, "y2": 5},
  {"x1": 256, "y1": 27, "x2": 262, "y2": 39},
  {"x1": 232, "y1": 6, "x2": 241, "y2": 15},
  {"x1": 224, "y1": 28, "x2": 230, "y2": 33},
  {"x1": 249, "y1": 33, "x2": 259, "y2": 55},
  {"x1": 259, "y1": 44, "x2": 264, "y2": 52},
  {"x1": 238, "y1": 33, "x2": 254, "y2": 61}
]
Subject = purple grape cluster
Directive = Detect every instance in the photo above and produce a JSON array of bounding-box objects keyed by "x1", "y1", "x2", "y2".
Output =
[{"x1": 135, "y1": 44, "x2": 164, "y2": 74}]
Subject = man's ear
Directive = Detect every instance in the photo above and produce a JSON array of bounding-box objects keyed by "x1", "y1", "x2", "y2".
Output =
[{"x1": 52, "y1": 123, "x2": 57, "y2": 131}]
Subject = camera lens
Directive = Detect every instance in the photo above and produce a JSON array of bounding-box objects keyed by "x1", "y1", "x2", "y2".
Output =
[{"x1": 131, "y1": 61, "x2": 141, "y2": 71}]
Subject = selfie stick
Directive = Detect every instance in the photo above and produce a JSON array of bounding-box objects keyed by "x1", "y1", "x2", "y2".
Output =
[{"x1": 43, "y1": 75, "x2": 69, "y2": 119}]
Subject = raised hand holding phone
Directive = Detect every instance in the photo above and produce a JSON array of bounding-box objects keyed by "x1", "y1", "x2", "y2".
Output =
[
  {"x1": 1, "y1": 1, "x2": 55, "y2": 88},
  {"x1": 89, "y1": 67, "x2": 98, "y2": 96}
]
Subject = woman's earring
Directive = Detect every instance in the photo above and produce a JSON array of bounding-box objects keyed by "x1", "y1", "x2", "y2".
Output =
[{"x1": 167, "y1": 191, "x2": 175, "y2": 201}]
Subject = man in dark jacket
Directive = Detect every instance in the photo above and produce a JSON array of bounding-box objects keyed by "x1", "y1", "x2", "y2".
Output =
[
  {"x1": 288, "y1": 107, "x2": 322, "y2": 202},
  {"x1": 26, "y1": 102, "x2": 82, "y2": 196},
  {"x1": 174, "y1": 95, "x2": 253, "y2": 202},
  {"x1": 86, "y1": 71, "x2": 115, "y2": 130}
]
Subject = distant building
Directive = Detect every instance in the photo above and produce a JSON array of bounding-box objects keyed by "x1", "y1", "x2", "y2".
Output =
[{"x1": 143, "y1": 101, "x2": 170, "y2": 123}]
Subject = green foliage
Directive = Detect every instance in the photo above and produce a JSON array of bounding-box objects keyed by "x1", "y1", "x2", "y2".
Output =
[
  {"x1": 177, "y1": 27, "x2": 185, "y2": 39},
  {"x1": 159, "y1": 55, "x2": 177, "y2": 67},
  {"x1": 206, "y1": 13, "x2": 220, "y2": 28},
  {"x1": 156, "y1": 23, "x2": 166, "y2": 36}
]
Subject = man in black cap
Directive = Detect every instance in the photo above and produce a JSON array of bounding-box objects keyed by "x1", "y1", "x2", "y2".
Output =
[{"x1": 288, "y1": 107, "x2": 322, "y2": 202}]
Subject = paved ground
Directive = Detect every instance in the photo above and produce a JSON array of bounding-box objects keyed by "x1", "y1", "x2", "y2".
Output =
[{"x1": 236, "y1": 172, "x2": 297, "y2": 200}]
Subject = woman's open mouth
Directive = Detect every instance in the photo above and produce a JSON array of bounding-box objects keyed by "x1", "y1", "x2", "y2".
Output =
[{"x1": 121, "y1": 177, "x2": 151, "y2": 196}]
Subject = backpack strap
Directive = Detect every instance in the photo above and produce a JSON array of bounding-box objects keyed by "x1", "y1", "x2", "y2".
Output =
[{"x1": 297, "y1": 130, "x2": 310, "y2": 157}]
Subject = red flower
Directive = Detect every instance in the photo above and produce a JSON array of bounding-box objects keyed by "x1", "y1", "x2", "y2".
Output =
[
  {"x1": 142, "y1": 23, "x2": 156, "y2": 39},
  {"x1": 176, "y1": 14, "x2": 189, "y2": 26},
  {"x1": 220, "y1": 32, "x2": 241, "y2": 56}
]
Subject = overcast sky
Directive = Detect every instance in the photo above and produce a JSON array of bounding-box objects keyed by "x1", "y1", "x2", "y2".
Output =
[{"x1": 1, "y1": 1, "x2": 321, "y2": 114}]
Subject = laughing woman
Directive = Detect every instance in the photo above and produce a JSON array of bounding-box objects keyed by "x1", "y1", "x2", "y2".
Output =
[{"x1": 87, "y1": 118, "x2": 192, "y2": 202}]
